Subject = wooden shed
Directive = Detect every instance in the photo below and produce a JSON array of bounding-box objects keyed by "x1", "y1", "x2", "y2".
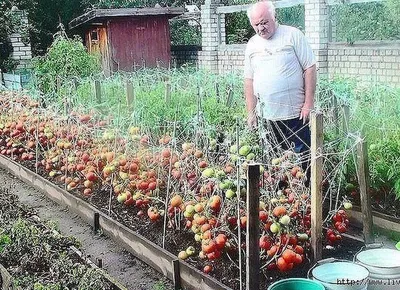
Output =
[{"x1": 69, "y1": 7, "x2": 184, "y2": 75}]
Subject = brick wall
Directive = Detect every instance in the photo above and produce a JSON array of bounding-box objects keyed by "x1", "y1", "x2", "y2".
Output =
[
  {"x1": 304, "y1": 0, "x2": 329, "y2": 75},
  {"x1": 217, "y1": 45, "x2": 245, "y2": 74},
  {"x1": 199, "y1": 0, "x2": 224, "y2": 71},
  {"x1": 328, "y1": 42, "x2": 400, "y2": 85},
  {"x1": 9, "y1": 11, "x2": 32, "y2": 70}
]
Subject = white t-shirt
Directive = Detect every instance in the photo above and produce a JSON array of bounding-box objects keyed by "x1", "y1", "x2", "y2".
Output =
[{"x1": 244, "y1": 25, "x2": 316, "y2": 121}]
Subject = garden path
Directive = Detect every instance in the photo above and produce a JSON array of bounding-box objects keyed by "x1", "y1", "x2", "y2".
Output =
[{"x1": 0, "y1": 167, "x2": 173, "y2": 290}]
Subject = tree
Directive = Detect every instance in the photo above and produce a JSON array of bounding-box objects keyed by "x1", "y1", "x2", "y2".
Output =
[{"x1": 385, "y1": 0, "x2": 400, "y2": 27}]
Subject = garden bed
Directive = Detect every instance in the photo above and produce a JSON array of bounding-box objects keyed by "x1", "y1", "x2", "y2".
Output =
[
  {"x1": 0, "y1": 182, "x2": 124, "y2": 290},
  {"x1": 0, "y1": 154, "x2": 366, "y2": 290}
]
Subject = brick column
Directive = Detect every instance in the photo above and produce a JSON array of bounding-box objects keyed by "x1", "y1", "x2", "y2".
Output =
[
  {"x1": 304, "y1": 0, "x2": 329, "y2": 76},
  {"x1": 199, "y1": 0, "x2": 223, "y2": 72},
  {"x1": 10, "y1": 10, "x2": 32, "y2": 70}
]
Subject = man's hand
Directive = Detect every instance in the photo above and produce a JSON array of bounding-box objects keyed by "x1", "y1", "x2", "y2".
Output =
[
  {"x1": 301, "y1": 65, "x2": 316, "y2": 124},
  {"x1": 299, "y1": 103, "x2": 313, "y2": 124},
  {"x1": 244, "y1": 78, "x2": 258, "y2": 129},
  {"x1": 247, "y1": 111, "x2": 258, "y2": 129}
]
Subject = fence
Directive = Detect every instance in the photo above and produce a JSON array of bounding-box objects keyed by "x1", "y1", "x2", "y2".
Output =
[
  {"x1": 171, "y1": 45, "x2": 202, "y2": 67},
  {"x1": 194, "y1": 0, "x2": 400, "y2": 87}
]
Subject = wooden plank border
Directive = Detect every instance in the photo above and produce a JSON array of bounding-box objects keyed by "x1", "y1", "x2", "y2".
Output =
[
  {"x1": 0, "y1": 155, "x2": 232, "y2": 290},
  {"x1": 0, "y1": 264, "x2": 22, "y2": 290},
  {"x1": 347, "y1": 206, "x2": 400, "y2": 234}
]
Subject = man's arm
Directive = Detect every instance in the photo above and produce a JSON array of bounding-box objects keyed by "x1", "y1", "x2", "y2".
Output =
[
  {"x1": 300, "y1": 64, "x2": 317, "y2": 124},
  {"x1": 244, "y1": 78, "x2": 257, "y2": 129}
]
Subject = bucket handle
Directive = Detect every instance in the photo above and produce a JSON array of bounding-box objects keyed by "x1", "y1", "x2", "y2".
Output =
[
  {"x1": 353, "y1": 242, "x2": 384, "y2": 262},
  {"x1": 307, "y1": 258, "x2": 349, "y2": 279}
]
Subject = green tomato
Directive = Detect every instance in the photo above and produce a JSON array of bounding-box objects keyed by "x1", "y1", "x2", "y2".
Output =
[
  {"x1": 270, "y1": 222, "x2": 281, "y2": 234},
  {"x1": 279, "y1": 215, "x2": 291, "y2": 226}
]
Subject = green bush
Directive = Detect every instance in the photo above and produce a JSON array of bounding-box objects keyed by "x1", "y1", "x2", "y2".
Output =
[
  {"x1": 369, "y1": 134, "x2": 400, "y2": 199},
  {"x1": 331, "y1": 2, "x2": 400, "y2": 43},
  {"x1": 317, "y1": 77, "x2": 400, "y2": 200},
  {"x1": 385, "y1": 0, "x2": 400, "y2": 27},
  {"x1": 31, "y1": 32, "x2": 100, "y2": 97}
]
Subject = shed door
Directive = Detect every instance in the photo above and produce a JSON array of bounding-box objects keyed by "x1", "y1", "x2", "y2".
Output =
[
  {"x1": 108, "y1": 16, "x2": 171, "y2": 71},
  {"x1": 86, "y1": 26, "x2": 111, "y2": 76}
]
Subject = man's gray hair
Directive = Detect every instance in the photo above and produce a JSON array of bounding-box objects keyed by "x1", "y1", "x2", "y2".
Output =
[{"x1": 247, "y1": 1, "x2": 276, "y2": 21}]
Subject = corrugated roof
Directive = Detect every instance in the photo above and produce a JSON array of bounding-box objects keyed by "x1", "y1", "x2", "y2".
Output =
[{"x1": 69, "y1": 7, "x2": 185, "y2": 29}]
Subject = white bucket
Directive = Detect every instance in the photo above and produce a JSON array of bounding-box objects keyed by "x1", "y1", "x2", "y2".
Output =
[
  {"x1": 309, "y1": 258, "x2": 369, "y2": 290},
  {"x1": 355, "y1": 248, "x2": 400, "y2": 290}
]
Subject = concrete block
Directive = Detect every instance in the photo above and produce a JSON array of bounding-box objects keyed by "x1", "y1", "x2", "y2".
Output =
[
  {"x1": 19, "y1": 46, "x2": 31, "y2": 51},
  {"x1": 11, "y1": 42, "x2": 25, "y2": 47},
  {"x1": 348, "y1": 56, "x2": 359, "y2": 62},
  {"x1": 12, "y1": 51, "x2": 26, "y2": 56}
]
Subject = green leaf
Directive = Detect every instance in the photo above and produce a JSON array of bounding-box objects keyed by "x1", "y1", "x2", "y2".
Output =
[{"x1": 396, "y1": 241, "x2": 400, "y2": 251}]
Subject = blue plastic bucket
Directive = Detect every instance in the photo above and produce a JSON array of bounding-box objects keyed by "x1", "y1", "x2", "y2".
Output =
[
  {"x1": 309, "y1": 258, "x2": 369, "y2": 290},
  {"x1": 268, "y1": 278, "x2": 325, "y2": 290}
]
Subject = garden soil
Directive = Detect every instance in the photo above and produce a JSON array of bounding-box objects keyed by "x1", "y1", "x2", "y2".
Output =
[
  {"x1": 0, "y1": 165, "x2": 397, "y2": 290},
  {"x1": 0, "y1": 167, "x2": 173, "y2": 290}
]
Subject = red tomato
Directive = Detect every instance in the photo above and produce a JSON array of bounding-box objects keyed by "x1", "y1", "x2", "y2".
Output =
[
  {"x1": 202, "y1": 240, "x2": 216, "y2": 254},
  {"x1": 203, "y1": 265, "x2": 213, "y2": 274},
  {"x1": 336, "y1": 223, "x2": 347, "y2": 233},
  {"x1": 215, "y1": 234, "x2": 227, "y2": 250},
  {"x1": 282, "y1": 249, "x2": 296, "y2": 264},
  {"x1": 294, "y1": 253, "x2": 303, "y2": 265},
  {"x1": 294, "y1": 245, "x2": 304, "y2": 255},
  {"x1": 206, "y1": 250, "x2": 221, "y2": 260},
  {"x1": 259, "y1": 210, "x2": 268, "y2": 222},
  {"x1": 277, "y1": 257, "x2": 293, "y2": 272},
  {"x1": 259, "y1": 236, "x2": 272, "y2": 250}
]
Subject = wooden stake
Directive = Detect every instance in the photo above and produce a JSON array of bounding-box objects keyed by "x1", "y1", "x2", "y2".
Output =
[
  {"x1": 356, "y1": 132, "x2": 374, "y2": 244},
  {"x1": 246, "y1": 164, "x2": 260, "y2": 290},
  {"x1": 342, "y1": 105, "x2": 352, "y2": 184},
  {"x1": 56, "y1": 76, "x2": 61, "y2": 93},
  {"x1": 235, "y1": 117, "x2": 243, "y2": 290},
  {"x1": 172, "y1": 259, "x2": 181, "y2": 290},
  {"x1": 342, "y1": 105, "x2": 350, "y2": 134},
  {"x1": 73, "y1": 78, "x2": 78, "y2": 92},
  {"x1": 310, "y1": 112, "x2": 323, "y2": 263},
  {"x1": 96, "y1": 258, "x2": 103, "y2": 268},
  {"x1": 94, "y1": 212, "x2": 100, "y2": 233},
  {"x1": 165, "y1": 80, "x2": 171, "y2": 103},
  {"x1": 215, "y1": 82, "x2": 220, "y2": 101},
  {"x1": 333, "y1": 94, "x2": 339, "y2": 137},
  {"x1": 226, "y1": 87, "x2": 233, "y2": 107},
  {"x1": 95, "y1": 80, "x2": 101, "y2": 103},
  {"x1": 126, "y1": 80, "x2": 134, "y2": 109}
]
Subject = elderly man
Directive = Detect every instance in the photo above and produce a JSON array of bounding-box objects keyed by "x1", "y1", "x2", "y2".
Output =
[{"x1": 244, "y1": 0, "x2": 316, "y2": 155}]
